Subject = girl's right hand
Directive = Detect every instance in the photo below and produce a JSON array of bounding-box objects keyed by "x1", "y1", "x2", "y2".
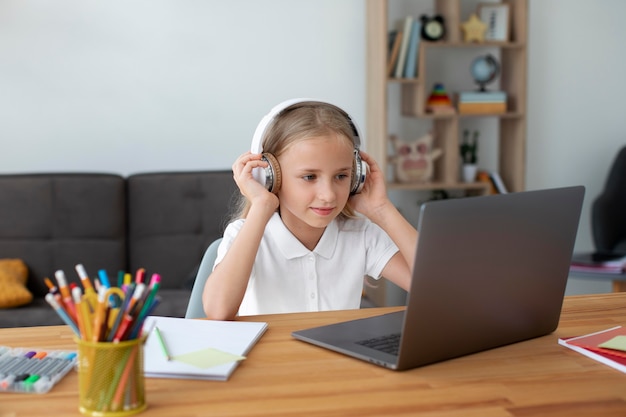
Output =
[{"x1": 232, "y1": 152, "x2": 279, "y2": 212}]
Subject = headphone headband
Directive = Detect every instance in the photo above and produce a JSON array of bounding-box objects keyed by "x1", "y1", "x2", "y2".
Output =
[
  {"x1": 250, "y1": 98, "x2": 366, "y2": 195},
  {"x1": 250, "y1": 98, "x2": 363, "y2": 154}
]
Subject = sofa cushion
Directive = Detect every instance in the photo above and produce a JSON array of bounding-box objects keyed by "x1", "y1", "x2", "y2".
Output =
[
  {"x1": 0, "y1": 174, "x2": 127, "y2": 297},
  {"x1": 127, "y1": 171, "x2": 238, "y2": 290},
  {"x1": 0, "y1": 259, "x2": 33, "y2": 308}
]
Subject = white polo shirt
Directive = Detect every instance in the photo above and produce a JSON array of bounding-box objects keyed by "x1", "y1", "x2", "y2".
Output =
[{"x1": 214, "y1": 212, "x2": 398, "y2": 316}]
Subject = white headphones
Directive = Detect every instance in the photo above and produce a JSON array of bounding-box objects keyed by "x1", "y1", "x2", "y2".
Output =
[{"x1": 250, "y1": 98, "x2": 367, "y2": 195}]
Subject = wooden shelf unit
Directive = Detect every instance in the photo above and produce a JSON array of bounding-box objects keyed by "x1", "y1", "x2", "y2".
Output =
[
  {"x1": 365, "y1": 0, "x2": 527, "y2": 196},
  {"x1": 364, "y1": 0, "x2": 527, "y2": 307}
]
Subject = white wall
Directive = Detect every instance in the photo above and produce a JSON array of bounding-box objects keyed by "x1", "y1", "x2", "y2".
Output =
[
  {"x1": 0, "y1": 0, "x2": 365, "y2": 174},
  {"x1": 1, "y1": 0, "x2": 624, "y2": 295},
  {"x1": 528, "y1": 0, "x2": 626, "y2": 294}
]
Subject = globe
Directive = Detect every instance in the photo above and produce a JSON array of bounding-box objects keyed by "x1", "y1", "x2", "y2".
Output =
[{"x1": 470, "y1": 54, "x2": 499, "y2": 91}]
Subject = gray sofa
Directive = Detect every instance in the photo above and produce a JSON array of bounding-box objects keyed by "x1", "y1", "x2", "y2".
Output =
[{"x1": 0, "y1": 171, "x2": 238, "y2": 327}]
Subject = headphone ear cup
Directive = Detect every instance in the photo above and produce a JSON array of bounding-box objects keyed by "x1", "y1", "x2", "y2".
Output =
[
  {"x1": 262, "y1": 153, "x2": 282, "y2": 194},
  {"x1": 351, "y1": 151, "x2": 367, "y2": 195}
]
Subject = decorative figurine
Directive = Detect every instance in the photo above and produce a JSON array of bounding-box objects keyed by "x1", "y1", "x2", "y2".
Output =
[
  {"x1": 461, "y1": 13, "x2": 487, "y2": 43},
  {"x1": 390, "y1": 133, "x2": 442, "y2": 183},
  {"x1": 426, "y1": 83, "x2": 455, "y2": 114}
]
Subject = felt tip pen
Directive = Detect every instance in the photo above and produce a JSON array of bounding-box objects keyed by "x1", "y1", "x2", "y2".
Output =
[
  {"x1": 45, "y1": 293, "x2": 80, "y2": 336},
  {"x1": 72, "y1": 285, "x2": 87, "y2": 340},
  {"x1": 97, "y1": 269, "x2": 111, "y2": 289},
  {"x1": 54, "y1": 270, "x2": 77, "y2": 321},
  {"x1": 75, "y1": 264, "x2": 96, "y2": 295},
  {"x1": 153, "y1": 326, "x2": 172, "y2": 361},
  {"x1": 135, "y1": 268, "x2": 146, "y2": 284}
]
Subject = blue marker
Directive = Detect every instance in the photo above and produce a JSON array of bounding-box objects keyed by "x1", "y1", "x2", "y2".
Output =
[{"x1": 98, "y1": 269, "x2": 111, "y2": 289}]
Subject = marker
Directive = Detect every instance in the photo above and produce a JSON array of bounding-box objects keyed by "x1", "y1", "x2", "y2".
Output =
[
  {"x1": 107, "y1": 284, "x2": 135, "y2": 342},
  {"x1": 54, "y1": 270, "x2": 77, "y2": 322},
  {"x1": 45, "y1": 293, "x2": 80, "y2": 336},
  {"x1": 135, "y1": 268, "x2": 146, "y2": 285},
  {"x1": 75, "y1": 264, "x2": 96, "y2": 297},
  {"x1": 153, "y1": 326, "x2": 172, "y2": 361},
  {"x1": 92, "y1": 286, "x2": 108, "y2": 342},
  {"x1": 72, "y1": 285, "x2": 86, "y2": 340},
  {"x1": 125, "y1": 283, "x2": 146, "y2": 317},
  {"x1": 112, "y1": 313, "x2": 134, "y2": 342},
  {"x1": 97, "y1": 269, "x2": 111, "y2": 289},
  {"x1": 43, "y1": 277, "x2": 67, "y2": 312},
  {"x1": 129, "y1": 296, "x2": 161, "y2": 339},
  {"x1": 136, "y1": 275, "x2": 160, "y2": 323}
]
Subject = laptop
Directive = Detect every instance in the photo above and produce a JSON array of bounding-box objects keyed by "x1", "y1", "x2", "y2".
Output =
[{"x1": 292, "y1": 186, "x2": 585, "y2": 371}]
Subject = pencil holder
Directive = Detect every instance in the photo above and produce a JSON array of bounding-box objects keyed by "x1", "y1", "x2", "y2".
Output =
[{"x1": 76, "y1": 336, "x2": 147, "y2": 416}]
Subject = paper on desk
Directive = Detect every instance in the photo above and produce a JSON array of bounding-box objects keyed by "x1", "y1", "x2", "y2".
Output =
[
  {"x1": 599, "y1": 335, "x2": 626, "y2": 352},
  {"x1": 142, "y1": 316, "x2": 267, "y2": 381},
  {"x1": 174, "y1": 347, "x2": 245, "y2": 369}
]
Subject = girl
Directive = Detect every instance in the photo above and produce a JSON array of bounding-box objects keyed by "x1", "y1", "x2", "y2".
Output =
[{"x1": 202, "y1": 99, "x2": 417, "y2": 320}]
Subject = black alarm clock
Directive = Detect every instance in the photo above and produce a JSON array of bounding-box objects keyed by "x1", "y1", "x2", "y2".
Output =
[{"x1": 420, "y1": 14, "x2": 446, "y2": 41}]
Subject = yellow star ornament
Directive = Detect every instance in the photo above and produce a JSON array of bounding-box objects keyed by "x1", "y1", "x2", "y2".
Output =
[{"x1": 461, "y1": 13, "x2": 487, "y2": 43}]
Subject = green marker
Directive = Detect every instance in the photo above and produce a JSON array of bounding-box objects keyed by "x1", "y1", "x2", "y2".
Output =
[{"x1": 153, "y1": 326, "x2": 172, "y2": 361}]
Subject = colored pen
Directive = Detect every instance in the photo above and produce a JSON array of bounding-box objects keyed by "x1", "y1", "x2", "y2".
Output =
[
  {"x1": 128, "y1": 296, "x2": 161, "y2": 339},
  {"x1": 54, "y1": 270, "x2": 77, "y2": 322},
  {"x1": 153, "y1": 326, "x2": 172, "y2": 361},
  {"x1": 92, "y1": 286, "x2": 108, "y2": 342},
  {"x1": 98, "y1": 269, "x2": 111, "y2": 289},
  {"x1": 107, "y1": 284, "x2": 135, "y2": 342},
  {"x1": 125, "y1": 283, "x2": 146, "y2": 316},
  {"x1": 135, "y1": 268, "x2": 146, "y2": 285},
  {"x1": 72, "y1": 285, "x2": 86, "y2": 340},
  {"x1": 45, "y1": 293, "x2": 80, "y2": 336},
  {"x1": 75, "y1": 264, "x2": 96, "y2": 297},
  {"x1": 135, "y1": 275, "x2": 160, "y2": 324}
]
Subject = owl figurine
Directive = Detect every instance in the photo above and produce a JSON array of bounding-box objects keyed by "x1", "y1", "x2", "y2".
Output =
[{"x1": 390, "y1": 133, "x2": 442, "y2": 183}]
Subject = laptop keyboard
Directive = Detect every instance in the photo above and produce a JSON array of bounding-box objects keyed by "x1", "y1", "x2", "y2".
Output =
[{"x1": 356, "y1": 333, "x2": 401, "y2": 356}]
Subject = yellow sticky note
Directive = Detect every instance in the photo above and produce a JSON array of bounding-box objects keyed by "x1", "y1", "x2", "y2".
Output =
[
  {"x1": 174, "y1": 348, "x2": 245, "y2": 369},
  {"x1": 599, "y1": 335, "x2": 626, "y2": 352}
]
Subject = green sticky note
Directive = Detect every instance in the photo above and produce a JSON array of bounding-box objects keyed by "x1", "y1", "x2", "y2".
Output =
[
  {"x1": 174, "y1": 348, "x2": 246, "y2": 369},
  {"x1": 599, "y1": 335, "x2": 626, "y2": 352}
]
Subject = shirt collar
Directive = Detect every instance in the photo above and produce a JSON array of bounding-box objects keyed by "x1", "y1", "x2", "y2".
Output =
[{"x1": 268, "y1": 212, "x2": 338, "y2": 260}]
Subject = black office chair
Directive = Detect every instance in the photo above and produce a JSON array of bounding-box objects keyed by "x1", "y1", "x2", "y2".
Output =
[{"x1": 591, "y1": 145, "x2": 626, "y2": 254}]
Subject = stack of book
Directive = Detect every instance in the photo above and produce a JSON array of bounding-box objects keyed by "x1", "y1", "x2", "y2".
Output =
[
  {"x1": 477, "y1": 170, "x2": 508, "y2": 194},
  {"x1": 559, "y1": 326, "x2": 626, "y2": 374},
  {"x1": 457, "y1": 91, "x2": 507, "y2": 114},
  {"x1": 570, "y1": 252, "x2": 626, "y2": 274},
  {"x1": 387, "y1": 16, "x2": 421, "y2": 79}
]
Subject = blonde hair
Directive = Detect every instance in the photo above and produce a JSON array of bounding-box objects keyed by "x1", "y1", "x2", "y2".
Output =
[{"x1": 231, "y1": 101, "x2": 359, "y2": 221}]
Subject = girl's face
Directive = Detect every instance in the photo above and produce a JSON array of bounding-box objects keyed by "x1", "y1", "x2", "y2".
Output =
[{"x1": 276, "y1": 133, "x2": 354, "y2": 245}]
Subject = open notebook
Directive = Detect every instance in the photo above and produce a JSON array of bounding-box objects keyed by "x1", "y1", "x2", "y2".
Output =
[{"x1": 143, "y1": 316, "x2": 267, "y2": 381}]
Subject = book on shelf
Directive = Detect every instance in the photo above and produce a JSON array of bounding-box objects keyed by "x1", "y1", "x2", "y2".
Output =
[
  {"x1": 393, "y1": 16, "x2": 414, "y2": 79},
  {"x1": 477, "y1": 171, "x2": 497, "y2": 194},
  {"x1": 458, "y1": 101, "x2": 506, "y2": 114},
  {"x1": 570, "y1": 252, "x2": 626, "y2": 274},
  {"x1": 488, "y1": 170, "x2": 508, "y2": 194},
  {"x1": 559, "y1": 326, "x2": 626, "y2": 374},
  {"x1": 402, "y1": 19, "x2": 421, "y2": 79},
  {"x1": 458, "y1": 91, "x2": 507, "y2": 103},
  {"x1": 456, "y1": 90, "x2": 507, "y2": 114},
  {"x1": 387, "y1": 30, "x2": 403, "y2": 77}
]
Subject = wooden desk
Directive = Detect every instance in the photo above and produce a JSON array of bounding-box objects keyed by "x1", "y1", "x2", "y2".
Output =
[{"x1": 3, "y1": 293, "x2": 626, "y2": 417}]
